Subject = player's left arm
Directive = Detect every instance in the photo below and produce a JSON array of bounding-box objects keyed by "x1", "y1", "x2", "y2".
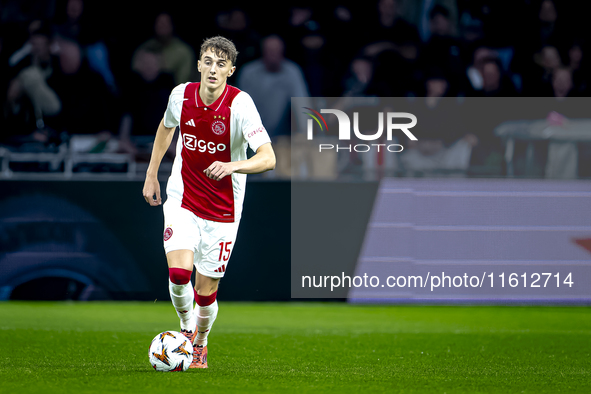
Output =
[{"x1": 204, "y1": 142, "x2": 275, "y2": 181}]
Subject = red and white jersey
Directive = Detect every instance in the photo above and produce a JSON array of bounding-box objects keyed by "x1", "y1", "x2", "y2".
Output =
[{"x1": 163, "y1": 82, "x2": 271, "y2": 223}]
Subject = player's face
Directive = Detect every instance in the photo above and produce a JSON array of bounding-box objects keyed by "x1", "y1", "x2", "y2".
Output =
[{"x1": 198, "y1": 48, "x2": 235, "y2": 90}]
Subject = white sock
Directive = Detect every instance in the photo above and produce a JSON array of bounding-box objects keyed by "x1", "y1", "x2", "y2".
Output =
[
  {"x1": 195, "y1": 300, "x2": 218, "y2": 347},
  {"x1": 168, "y1": 279, "x2": 196, "y2": 331}
]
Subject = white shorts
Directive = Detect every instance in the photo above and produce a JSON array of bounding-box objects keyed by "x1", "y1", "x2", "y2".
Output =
[{"x1": 163, "y1": 199, "x2": 240, "y2": 279}]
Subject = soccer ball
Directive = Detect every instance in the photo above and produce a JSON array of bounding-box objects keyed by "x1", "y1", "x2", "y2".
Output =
[{"x1": 149, "y1": 331, "x2": 193, "y2": 371}]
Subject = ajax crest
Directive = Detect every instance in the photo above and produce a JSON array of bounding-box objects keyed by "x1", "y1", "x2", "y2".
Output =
[{"x1": 212, "y1": 120, "x2": 226, "y2": 135}]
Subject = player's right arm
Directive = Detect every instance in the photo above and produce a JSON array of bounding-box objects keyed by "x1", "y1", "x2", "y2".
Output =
[
  {"x1": 142, "y1": 83, "x2": 187, "y2": 206},
  {"x1": 142, "y1": 118, "x2": 176, "y2": 206}
]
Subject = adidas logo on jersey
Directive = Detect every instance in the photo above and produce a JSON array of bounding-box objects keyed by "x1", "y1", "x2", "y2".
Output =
[{"x1": 185, "y1": 119, "x2": 196, "y2": 127}]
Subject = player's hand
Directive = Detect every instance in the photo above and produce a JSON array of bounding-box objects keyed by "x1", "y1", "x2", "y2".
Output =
[
  {"x1": 143, "y1": 176, "x2": 162, "y2": 206},
  {"x1": 204, "y1": 161, "x2": 235, "y2": 181}
]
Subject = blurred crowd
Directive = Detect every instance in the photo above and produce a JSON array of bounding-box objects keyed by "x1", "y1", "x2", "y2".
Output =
[{"x1": 0, "y1": 0, "x2": 589, "y2": 176}]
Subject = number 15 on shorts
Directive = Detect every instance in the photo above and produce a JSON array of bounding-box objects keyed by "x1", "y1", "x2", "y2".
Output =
[{"x1": 218, "y1": 241, "x2": 232, "y2": 261}]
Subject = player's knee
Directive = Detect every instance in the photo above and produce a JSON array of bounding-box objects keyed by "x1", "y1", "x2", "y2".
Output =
[
  {"x1": 194, "y1": 275, "x2": 219, "y2": 297},
  {"x1": 169, "y1": 267, "x2": 193, "y2": 285}
]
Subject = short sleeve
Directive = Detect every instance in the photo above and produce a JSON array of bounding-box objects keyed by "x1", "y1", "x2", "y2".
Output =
[
  {"x1": 163, "y1": 83, "x2": 189, "y2": 128},
  {"x1": 234, "y1": 91, "x2": 272, "y2": 152}
]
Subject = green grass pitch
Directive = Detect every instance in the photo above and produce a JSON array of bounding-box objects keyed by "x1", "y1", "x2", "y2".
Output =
[{"x1": 0, "y1": 302, "x2": 589, "y2": 393}]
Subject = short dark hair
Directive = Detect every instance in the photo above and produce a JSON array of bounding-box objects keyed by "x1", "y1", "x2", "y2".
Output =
[
  {"x1": 200, "y1": 36, "x2": 238, "y2": 65},
  {"x1": 429, "y1": 4, "x2": 450, "y2": 20}
]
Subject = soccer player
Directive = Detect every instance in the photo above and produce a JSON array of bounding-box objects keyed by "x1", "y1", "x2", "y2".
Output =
[{"x1": 142, "y1": 36, "x2": 275, "y2": 369}]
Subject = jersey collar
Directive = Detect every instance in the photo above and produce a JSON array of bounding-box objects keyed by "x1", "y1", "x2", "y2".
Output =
[{"x1": 195, "y1": 83, "x2": 229, "y2": 112}]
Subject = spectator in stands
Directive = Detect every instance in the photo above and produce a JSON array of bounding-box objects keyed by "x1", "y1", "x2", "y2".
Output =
[
  {"x1": 536, "y1": 0, "x2": 561, "y2": 48},
  {"x1": 565, "y1": 40, "x2": 589, "y2": 96},
  {"x1": 429, "y1": 4, "x2": 452, "y2": 37},
  {"x1": 9, "y1": 21, "x2": 58, "y2": 77},
  {"x1": 522, "y1": 45, "x2": 562, "y2": 96},
  {"x1": 7, "y1": 20, "x2": 41, "y2": 71},
  {"x1": 282, "y1": 6, "x2": 331, "y2": 96},
  {"x1": 5, "y1": 22, "x2": 62, "y2": 142},
  {"x1": 457, "y1": 8, "x2": 484, "y2": 45},
  {"x1": 466, "y1": 46, "x2": 494, "y2": 94},
  {"x1": 215, "y1": 8, "x2": 261, "y2": 69},
  {"x1": 551, "y1": 67, "x2": 574, "y2": 98},
  {"x1": 356, "y1": 0, "x2": 424, "y2": 97},
  {"x1": 477, "y1": 57, "x2": 518, "y2": 97},
  {"x1": 237, "y1": 35, "x2": 309, "y2": 138},
  {"x1": 420, "y1": 4, "x2": 468, "y2": 96},
  {"x1": 363, "y1": 49, "x2": 416, "y2": 96},
  {"x1": 2, "y1": 77, "x2": 41, "y2": 147},
  {"x1": 296, "y1": 3, "x2": 359, "y2": 96},
  {"x1": 341, "y1": 56, "x2": 374, "y2": 97},
  {"x1": 45, "y1": 38, "x2": 114, "y2": 140},
  {"x1": 398, "y1": 0, "x2": 459, "y2": 42},
  {"x1": 118, "y1": 46, "x2": 175, "y2": 159},
  {"x1": 52, "y1": 0, "x2": 117, "y2": 93},
  {"x1": 361, "y1": 0, "x2": 421, "y2": 58},
  {"x1": 53, "y1": 0, "x2": 90, "y2": 42},
  {"x1": 132, "y1": 12, "x2": 196, "y2": 85}
]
